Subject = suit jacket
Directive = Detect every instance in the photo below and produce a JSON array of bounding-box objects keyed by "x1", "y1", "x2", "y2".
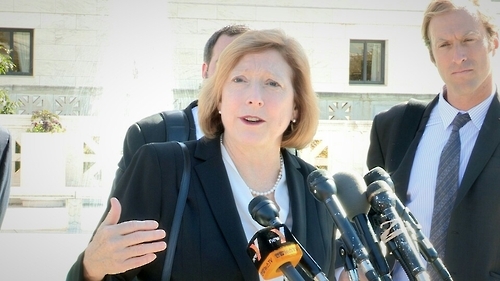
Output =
[
  {"x1": 0, "y1": 126, "x2": 12, "y2": 228},
  {"x1": 67, "y1": 137, "x2": 337, "y2": 280},
  {"x1": 367, "y1": 93, "x2": 500, "y2": 280}
]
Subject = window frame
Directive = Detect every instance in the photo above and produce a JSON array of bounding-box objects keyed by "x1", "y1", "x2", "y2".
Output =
[
  {"x1": 0, "y1": 28, "x2": 34, "y2": 76},
  {"x1": 349, "y1": 39, "x2": 385, "y2": 85}
]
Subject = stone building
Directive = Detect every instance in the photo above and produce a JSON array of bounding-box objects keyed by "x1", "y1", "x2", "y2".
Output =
[
  {"x1": 1, "y1": 0, "x2": 500, "y2": 182},
  {"x1": 2, "y1": 0, "x2": 483, "y2": 122}
]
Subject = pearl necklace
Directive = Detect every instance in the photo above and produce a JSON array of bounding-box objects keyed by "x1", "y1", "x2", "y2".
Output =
[{"x1": 220, "y1": 135, "x2": 284, "y2": 196}]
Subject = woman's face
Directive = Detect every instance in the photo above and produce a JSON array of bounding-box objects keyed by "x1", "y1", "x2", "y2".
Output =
[{"x1": 219, "y1": 48, "x2": 297, "y2": 148}]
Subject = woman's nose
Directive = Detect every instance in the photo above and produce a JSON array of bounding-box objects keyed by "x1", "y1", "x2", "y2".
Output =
[{"x1": 246, "y1": 84, "x2": 264, "y2": 106}]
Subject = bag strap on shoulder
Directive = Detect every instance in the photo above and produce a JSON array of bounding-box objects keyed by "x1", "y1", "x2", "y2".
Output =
[
  {"x1": 161, "y1": 141, "x2": 190, "y2": 280},
  {"x1": 160, "y1": 110, "x2": 190, "y2": 142}
]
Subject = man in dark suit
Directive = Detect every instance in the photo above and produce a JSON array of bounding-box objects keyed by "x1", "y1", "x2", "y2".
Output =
[
  {"x1": 114, "y1": 24, "x2": 250, "y2": 185},
  {"x1": 0, "y1": 125, "x2": 12, "y2": 228},
  {"x1": 367, "y1": 1, "x2": 500, "y2": 280}
]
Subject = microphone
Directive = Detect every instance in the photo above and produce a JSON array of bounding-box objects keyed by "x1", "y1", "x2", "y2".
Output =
[
  {"x1": 247, "y1": 225, "x2": 305, "y2": 280},
  {"x1": 363, "y1": 167, "x2": 395, "y2": 191},
  {"x1": 364, "y1": 167, "x2": 453, "y2": 281},
  {"x1": 333, "y1": 171, "x2": 392, "y2": 281},
  {"x1": 339, "y1": 245, "x2": 359, "y2": 281},
  {"x1": 248, "y1": 195, "x2": 329, "y2": 281},
  {"x1": 366, "y1": 180, "x2": 429, "y2": 281},
  {"x1": 307, "y1": 169, "x2": 381, "y2": 281}
]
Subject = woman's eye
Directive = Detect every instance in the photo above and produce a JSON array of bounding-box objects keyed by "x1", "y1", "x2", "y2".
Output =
[
  {"x1": 268, "y1": 81, "x2": 280, "y2": 87},
  {"x1": 232, "y1": 77, "x2": 244, "y2": 83}
]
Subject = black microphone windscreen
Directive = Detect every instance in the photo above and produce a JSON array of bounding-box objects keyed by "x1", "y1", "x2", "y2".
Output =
[
  {"x1": 333, "y1": 171, "x2": 370, "y2": 220},
  {"x1": 248, "y1": 195, "x2": 280, "y2": 227},
  {"x1": 364, "y1": 167, "x2": 394, "y2": 191},
  {"x1": 307, "y1": 169, "x2": 337, "y2": 202},
  {"x1": 307, "y1": 169, "x2": 328, "y2": 184}
]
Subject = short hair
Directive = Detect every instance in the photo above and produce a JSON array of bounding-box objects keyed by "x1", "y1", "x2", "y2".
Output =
[
  {"x1": 422, "y1": 0, "x2": 499, "y2": 62},
  {"x1": 198, "y1": 29, "x2": 319, "y2": 150},
  {"x1": 203, "y1": 24, "x2": 251, "y2": 65}
]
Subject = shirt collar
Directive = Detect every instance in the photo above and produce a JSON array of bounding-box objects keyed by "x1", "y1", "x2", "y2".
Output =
[{"x1": 438, "y1": 85, "x2": 496, "y2": 130}]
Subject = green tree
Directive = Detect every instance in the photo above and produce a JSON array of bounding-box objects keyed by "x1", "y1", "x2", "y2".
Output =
[{"x1": 0, "y1": 45, "x2": 19, "y2": 114}]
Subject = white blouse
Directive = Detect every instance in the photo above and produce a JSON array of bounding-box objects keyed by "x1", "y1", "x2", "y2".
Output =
[{"x1": 220, "y1": 143, "x2": 292, "y2": 281}]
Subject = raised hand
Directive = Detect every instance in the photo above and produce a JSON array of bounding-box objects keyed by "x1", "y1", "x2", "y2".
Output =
[{"x1": 82, "y1": 197, "x2": 167, "y2": 281}]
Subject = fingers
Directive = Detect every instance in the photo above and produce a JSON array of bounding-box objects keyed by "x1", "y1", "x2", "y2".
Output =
[
  {"x1": 117, "y1": 222, "x2": 166, "y2": 244},
  {"x1": 101, "y1": 197, "x2": 162, "y2": 234},
  {"x1": 115, "y1": 220, "x2": 162, "y2": 235},
  {"x1": 120, "y1": 240, "x2": 168, "y2": 269},
  {"x1": 82, "y1": 197, "x2": 167, "y2": 280},
  {"x1": 103, "y1": 224, "x2": 166, "y2": 257},
  {"x1": 98, "y1": 229, "x2": 166, "y2": 276},
  {"x1": 85, "y1": 227, "x2": 166, "y2": 278},
  {"x1": 98, "y1": 197, "x2": 166, "y2": 250},
  {"x1": 120, "y1": 253, "x2": 160, "y2": 273},
  {"x1": 104, "y1": 237, "x2": 167, "y2": 274},
  {"x1": 123, "y1": 234, "x2": 167, "y2": 256},
  {"x1": 102, "y1": 197, "x2": 122, "y2": 227},
  {"x1": 99, "y1": 197, "x2": 162, "y2": 236}
]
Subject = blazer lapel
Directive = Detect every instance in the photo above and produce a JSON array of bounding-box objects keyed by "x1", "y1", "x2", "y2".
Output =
[
  {"x1": 282, "y1": 151, "x2": 333, "y2": 271},
  {"x1": 193, "y1": 138, "x2": 258, "y2": 281},
  {"x1": 282, "y1": 151, "x2": 308, "y2": 243},
  {"x1": 455, "y1": 93, "x2": 500, "y2": 206},
  {"x1": 391, "y1": 96, "x2": 438, "y2": 202}
]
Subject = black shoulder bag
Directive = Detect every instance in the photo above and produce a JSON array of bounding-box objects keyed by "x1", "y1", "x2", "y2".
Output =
[
  {"x1": 160, "y1": 141, "x2": 190, "y2": 280},
  {"x1": 160, "y1": 110, "x2": 190, "y2": 142}
]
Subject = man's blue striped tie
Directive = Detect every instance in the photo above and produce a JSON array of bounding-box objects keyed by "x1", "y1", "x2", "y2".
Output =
[{"x1": 429, "y1": 112, "x2": 470, "y2": 280}]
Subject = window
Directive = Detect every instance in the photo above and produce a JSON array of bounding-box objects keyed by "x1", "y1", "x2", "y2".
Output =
[
  {"x1": 0, "y1": 28, "x2": 33, "y2": 75},
  {"x1": 349, "y1": 40, "x2": 385, "y2": 84}
]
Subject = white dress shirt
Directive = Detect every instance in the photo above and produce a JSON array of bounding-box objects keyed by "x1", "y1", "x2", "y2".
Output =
[{"x1": 191, "y1": 106, "x2": 204, "y2": 140}]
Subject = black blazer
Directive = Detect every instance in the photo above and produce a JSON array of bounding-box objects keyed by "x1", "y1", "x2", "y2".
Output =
[
  {"x1": 0, "y1": 126, "x2": 11, "y2": 228},
  {"x1": 67, "y1": 137, "x2": 337, "y2": 280},
  {"x1": 367, "y1": 93, "x2": 500, "y2": 280}
]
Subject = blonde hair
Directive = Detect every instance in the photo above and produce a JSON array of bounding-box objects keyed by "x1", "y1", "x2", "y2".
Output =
[
  {"x1": 422, "y1": 0, "x2": 499, "y2": 62},
  {"x1": 198, "y1": 29, "x2": 319, "y2": 149}
]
